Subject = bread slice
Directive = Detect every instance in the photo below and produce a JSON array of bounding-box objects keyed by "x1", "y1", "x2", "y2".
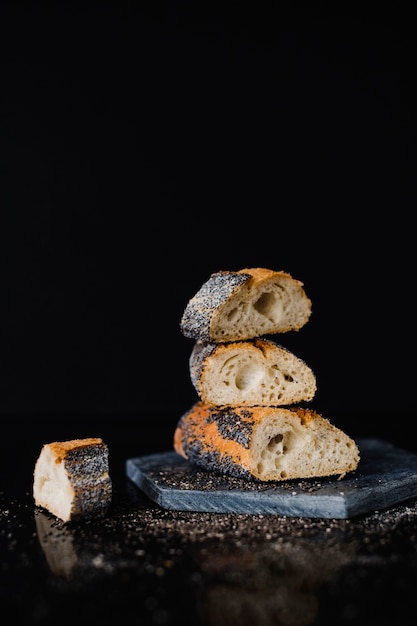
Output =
[
  {"x1": 33, "y1": 438, "x2": 112, "y2": 522},
  {"x1": 180, "y1": 268, "x2": 312, "y2": 343},
  {"x1": 189, "y1": 338, "x2": 317, "y2": 406},
  {"x1": 174, "y1": 402, "x2": 360, "y2": 482}
]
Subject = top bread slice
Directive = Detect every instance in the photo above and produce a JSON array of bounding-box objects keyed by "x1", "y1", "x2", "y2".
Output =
[{"x1": 180, "y1": 268, "x2": 312, "y2": 342}]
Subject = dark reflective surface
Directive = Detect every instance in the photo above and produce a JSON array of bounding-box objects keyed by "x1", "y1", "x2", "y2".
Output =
[{"x1": 2, "y1": 414, "x2": 417, "y2": 625}]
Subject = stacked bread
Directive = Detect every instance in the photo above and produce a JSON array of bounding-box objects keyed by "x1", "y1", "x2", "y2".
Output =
[{"x1": 174, "y1": 268, "x2": 359, "y2": 482}]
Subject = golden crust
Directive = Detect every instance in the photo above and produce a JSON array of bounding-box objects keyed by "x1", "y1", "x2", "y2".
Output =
[
  {"x1": 47, "y1": 438, "x2": 105, "y2": 463},
  {"x1": 237, "y1": 267, "x2": 301, "y2": 284}
]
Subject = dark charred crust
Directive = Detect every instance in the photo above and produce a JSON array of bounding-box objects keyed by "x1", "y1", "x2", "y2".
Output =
[
  {"x1": 176, "y1": 404, "x2": 258, "y2": 479},
  {"x1": 180, "y1": 271, "x2": 249, "y2": 340},
  {"x1": 184, "y1": 440, "x2": 253, "y2": 481},
  {"x1": 65, "y1": 443, "x2": 109, "y2": 481},
  {"x1": 189, "y1": 340, "x2": 218, "y2": 390},
  {"x1": 64, "y1": 442, "x2": 112, "y2": 520},
  {"x1": 71, "y1": 481, "x2": 112, "y2": 520},
  {"x1": 206, "y1": 408, "x2": 253, "y2": 449}
]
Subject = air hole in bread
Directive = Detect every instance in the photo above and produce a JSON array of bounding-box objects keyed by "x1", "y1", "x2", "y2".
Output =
[
  {"x1": 253, "y1": 292, "x2": 278, "y2": 322},
  {"x1": 226, "y1": 303, "x2": 248, "y2": 324},
  {"x1": 270, "y1": 392, "x2": 283, "y2": 402},
  {"x1": 267, "y1": 433, "x2": 284, "y2": 454},
  {"x1": 234, "y1": 364, "x2": 263, "y2": 391}
]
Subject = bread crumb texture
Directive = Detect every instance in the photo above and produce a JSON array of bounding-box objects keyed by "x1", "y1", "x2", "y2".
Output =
[{"x1": 33, "y1": 438, "x2": 112, "y2": 522}]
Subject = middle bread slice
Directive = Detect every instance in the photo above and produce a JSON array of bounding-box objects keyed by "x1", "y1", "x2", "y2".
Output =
[{"x1": 189, "y1": 338, "x2": 317, "y2": 407}]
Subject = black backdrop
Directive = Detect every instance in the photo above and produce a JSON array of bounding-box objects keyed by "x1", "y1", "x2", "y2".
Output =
[{"x1": 1, "y1": 4, "x2": 416, "y2": 438}]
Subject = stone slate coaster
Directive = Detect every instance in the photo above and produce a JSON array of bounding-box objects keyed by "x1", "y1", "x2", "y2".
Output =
[{"x1": 126, "y1": 438, "x2": 417, "y2": 519}]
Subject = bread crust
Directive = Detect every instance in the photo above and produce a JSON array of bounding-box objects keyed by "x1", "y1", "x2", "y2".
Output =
[
  {"x1": 174, "y1": 403, "x2": 360, "y2": 482},
  {"x1": 33, "y1": 438, "x2": 112, "y2": 522},
  {"x1": 180, "y1": 268, "x2": 312, "y2": 342},
  {"x1": 189, "y1": 338, "x2": 317, "y2": 406}
]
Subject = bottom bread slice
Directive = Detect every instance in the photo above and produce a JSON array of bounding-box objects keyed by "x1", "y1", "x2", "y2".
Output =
[
  {"x1": 33, "y1": 438, "x2": 112, "y2": 522},
  {"x1": 174, "y1": 402, "x2": 360, "y2": 481}
]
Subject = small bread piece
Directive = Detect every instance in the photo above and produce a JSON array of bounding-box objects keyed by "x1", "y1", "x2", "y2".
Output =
[
  {"x1": 174, "y1": 402, "x2": 360, "y2": 482},
  {"x1": 33, "y1": 438, "x2": 112, "y2": 522},
  {"x1": 180, "y1": 268, "x2": 312, "y2": 343},
  {"x1": 189, "y1": 338, "x2": 317, "y2": 407}
]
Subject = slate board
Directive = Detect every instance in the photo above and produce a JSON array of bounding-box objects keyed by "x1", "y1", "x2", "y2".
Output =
[{"x1": 126, "y1": 438, "x2": 417, "y2": 519}]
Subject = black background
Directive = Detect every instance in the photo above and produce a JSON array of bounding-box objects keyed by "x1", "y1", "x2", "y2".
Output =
[{"x1": 1, "y1": 3, "x2": 416, "y2": 438}]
